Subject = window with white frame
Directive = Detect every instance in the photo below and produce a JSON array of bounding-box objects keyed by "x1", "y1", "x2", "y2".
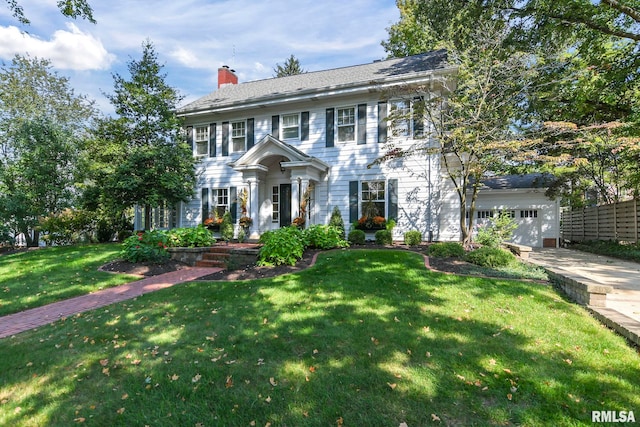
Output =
[
  {"x1": 520, "y1": 209, "x2": 538, "y2": 218},
  {"x1": 337, "y1": 107, "x2": 355, "y2": 142},
  {"x1": 361, "y1": 180, "x2": 385, "y2": 218},
  {"x1": 153, "y1": 202, "x2": 174, "y2": 229},
  {"x1": 231, "y1": 121, "x2": 246, "y2": 152},
  {"x1": 272, "y1": 186, "x2": 279, "y2": 222},
  {"x1": 213, "y1": 188, "x2": 229, "y2": 218},
  {"x1": 390, "y1": 99, "x2": 425, "y2": 138},
  {"x1": 282, "y1": 114, "x2": 300, "y2": 139},
  {"x1": 195, "y1": 126, "x2": 208, "y2": 156}
]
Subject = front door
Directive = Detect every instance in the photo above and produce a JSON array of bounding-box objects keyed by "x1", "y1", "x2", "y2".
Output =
[{"x1": 280, "y1": 184, "x2": 291, "y2": 226}]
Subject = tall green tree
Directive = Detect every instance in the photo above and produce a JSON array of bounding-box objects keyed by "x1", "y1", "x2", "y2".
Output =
[
  {"x1": 273, "y1": 54, "x2": 305, "y2": 77},
  {"x1": 0, "y1": 55, "x2": 97, "y2": 246},
  {"x1": 4, "y1": 0, "x2": 95, "y2": 24},
  {"x1": 87, "y1": 40, "x2": 197, "y2": 230}
]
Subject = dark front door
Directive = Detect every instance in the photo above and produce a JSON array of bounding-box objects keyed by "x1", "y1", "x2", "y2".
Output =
[{"x1": 280, "y1": 184, "x2": 291, "y2": 226}]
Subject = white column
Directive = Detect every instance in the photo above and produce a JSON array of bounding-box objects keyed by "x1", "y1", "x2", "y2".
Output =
[
  {"x1": 291, "y1": 178, "x2": 300, "y2": 222},
  {"x1": 248, "y1": 180, "x2": 259, "y2": 236}
]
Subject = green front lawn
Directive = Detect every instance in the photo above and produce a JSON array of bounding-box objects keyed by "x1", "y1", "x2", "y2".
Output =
[
  {"x1": 0, "y1": 244, "x2": 140, "y2": 316},
  {"x1": 1, "y1": 249, "x2": 638, "y2": 426}
]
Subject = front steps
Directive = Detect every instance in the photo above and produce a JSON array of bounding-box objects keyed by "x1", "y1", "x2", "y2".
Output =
[{"x1": 195, "y1": 246, "x2": 231, "y2": 268}]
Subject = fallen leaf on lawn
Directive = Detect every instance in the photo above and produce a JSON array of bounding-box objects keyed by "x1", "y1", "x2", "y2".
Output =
[
  {"x1": 564, "y1": 359, "x2": 572, "y2": 365},
  {"x1": 309, "y1": 366, "x2": 316, "y2": 372},
  {"x1": 336, "y1": 417, "x2": 344, "y2": 426},
  {"x1": 121, "y1": 393, "x2": 128, "y2": 400},
  {"x1": 116, "y1": 407, "x2": 125, "y2": 414},
  {"x1": 503, "y1": 368, "x2": 512, "y2": 374},
  {"x1": 399, "y1": 423, "x2": 409, "y2": 427},
  {"x1": 250, "y1": 422, "x2": 256, "y2": 426},
  {"x1": 394, "y1": 316, "x2": 400, "y2": 322},
  {"x1": 455, "y1": 374, "x2": 465, "y2": 381},
  {"x1": 269, "y1": 377, "x2": 278, "y2": 386},
  {"x1": 102, "y1": 367, "x2": 109, "y2": 376},
  {"x1": 257, "y1": 358, "x2": 265, "y2": 365},
  {"x1": 425, "y1": 351, "x2": 431, "y2": 358},
  {"x1": 99, "y1": 359, "x2": 109, "y2": 366},
  {"x1": 387, "y1": 382, "x2": 397, "y2": 390},
  {"x1": 170, "y1": 374, "x2": 179, "y2": 381},
  {"x1": 489, "y1": 359, "x2": 496, "y2": 366},
  {"x1": 431, "y1": 413, "x2": 440, "y2": 421},
  {"x1": 313, "y1": 349, "x2": 319, "y2": 354},
  {"x1": 131, "y1": 359, "x2": 141, "y2": 365},
  {"x1": 263, "y1": 318, "x2": 268, "y2": 324},
  {"x1": 225, "y1": 375, "x2": 233, "y2": 388},
  {"x1": 507, "y1": 393, "x2": 513, "y2": 400},
  {"x1": 265, "y1": 395, "x2": 271, "y2": 403},
  {"x1": 74, "y1": 417, "x2": 86, "y2": 423},
  {"x1": 371, "y1": 337, "x2": 379, "y2": 345},
  {"x1": 192, "y1": 373, "x2": 202, "y2": 383}
]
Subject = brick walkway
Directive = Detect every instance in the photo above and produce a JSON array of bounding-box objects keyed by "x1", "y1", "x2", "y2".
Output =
[{"x1": 0, "y1": 267, "x2": 220, "y2": 339}]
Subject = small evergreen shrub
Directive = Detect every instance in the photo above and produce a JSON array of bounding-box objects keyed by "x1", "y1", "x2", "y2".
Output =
[
  {"x1": 121, "y1": 230, "x2": 169, "y2": 263},
  {"x1": 328, "y1": 206, "x2": 346, "y2": 238},
  {"x1": 303, "y1": 225, "x2": 348, "y2": 250},
  {"x1": 404, "y1": 231, "x2": 422, "y2": 246},
  {"x1": 375, "y1": 229, "x2": 393, "y2": 245},
  {"x1": 258, "y1": 226, "x2": 305, "y2": 266},
  {"x1": 167, "y1": 225, "x2": 216, "y2": 247},
  {"x1": 475, "y1": 212, "x2": 518, "y2": 248},
  {"x1": 428, "y1": 242, "x2": 465, "y2": 258},
  {"x1": 465, "y1": 246, "x2": 516, "y2": 268},
  {"x1": 220, "y1": 211, "x2": 234, "y2": 242},
  {"x1": 348, "y1": 229, "x2": 366, "y2": 245}
]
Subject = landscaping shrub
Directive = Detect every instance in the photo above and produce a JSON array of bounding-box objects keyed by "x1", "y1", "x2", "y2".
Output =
[
  {"x1": 220, "y1": 211, "x2": 234, "y2": 242},
  {"x1": 328, "y1": 206, "x2": 346, "y2": 238},
  {"x1": 167, "y1": 225, "x2": 216, "y2": 248},
  {"x1": 465, "y1": 246, "x2": 515, "y2": 268},
  {"x1": 303, "y1": 225, "x2": 348, "y2": 250},
  {"x1": 475, "y1": 212, "x2": 517, "y2": 248},
  {"x1": 258, "y1": 226, "x2": 305, "y2": 266},
  {"x1": 428, "y1": 242, "x2": 465, "y2": 258},
  {"x1": 404, "y1": 230, "x2": 422, "y2": 246},
  {"x1": 39, "y1": 209, "x2": 94, "y2": 246},
  {"x1": 375, "y1": 229, "x2": 393, "y2": 245},
  {"x1": 0, "y1": 224, "x2": 14, "y2": 246},
  {"x1": 121, "y1": 230, "x2": 169, "y2": 263},
  {"x1": 348, "y1": 229, "x2": 365, "y2": 245}
]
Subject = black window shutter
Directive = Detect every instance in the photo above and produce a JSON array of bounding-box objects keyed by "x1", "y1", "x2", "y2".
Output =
[
  {"x1": 388, "y1": 179, "x2": 398, "y2": 221},
  {"x1": 209, "y1": 123, "x2": 216, "y2": 157},
  {"x1": 186, "y1": 126, "x2": 194, "y2": 151},
  {"x1": 222, "y1": 122, "x2": 229, "y2": 156},
  {"x1": 229, "y1": 187, "x2": 238, "y2": 223},
  {"x1": 357, "y1": 103, "x2": 367, "y2": 145},
  {"x1": 413, "y1": 97, "x2": 424, "y2": 137},
  {"x1": 301, "y1": 111, "x2": 309, "y2": 141},
  {"x1": 349, "y1": 181, "x2": 359, "y2": 223},
  {"x1": 271, "y1": 115, "x2": 279, "y2": 139},
  {"x1": 201, "y1": 188, "x2": 209, "y2": 224},
  {"x1": 377, "y1": 101, "x2": 387, "y2": 143},
  {"x1": 247, "y1": 118, "x2": 255, "y2": 149},
  {"x1": 326, "y1": 108, "x2": 334, "y2": 147}
]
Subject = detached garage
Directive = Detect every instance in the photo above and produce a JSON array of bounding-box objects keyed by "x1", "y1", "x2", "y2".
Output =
[{"x1": 471, "y1": 174, "x2": 560, "y2": 248}]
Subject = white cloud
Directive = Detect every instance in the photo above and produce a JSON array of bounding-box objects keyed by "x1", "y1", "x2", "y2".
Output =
[
  {"x1": 0, "y1": 22, "x2": 115, "y2": 70},
  {"x1": 169, "y1": 47, "x2": 199, "y2": 68}
]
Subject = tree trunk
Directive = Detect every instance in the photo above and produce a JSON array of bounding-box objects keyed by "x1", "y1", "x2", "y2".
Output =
[{"x1": 144, "y1": 204, "x2": 152, "y2": 231}]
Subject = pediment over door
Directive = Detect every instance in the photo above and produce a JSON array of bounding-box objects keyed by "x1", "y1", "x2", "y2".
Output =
[{"x1": 229, "y1": 135, "x2": 329, "y2": 180}]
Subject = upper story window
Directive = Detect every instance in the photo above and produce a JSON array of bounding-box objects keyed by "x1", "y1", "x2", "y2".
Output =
[
  {"x1": 231, "y1": 121, "x2": 246, "y2": 152},
  {"x1": 282, "y1": 114, "x2": 300, "y2": 139},
  {"x1": 195, "y1": 125, "x2": 209, "y2": 156},
  {"x1": 337, "y1": 107, "x2": 355, "y2": 142},
  {"x1": 390, "y1": 99, "x2": 424, "y2": 138}
]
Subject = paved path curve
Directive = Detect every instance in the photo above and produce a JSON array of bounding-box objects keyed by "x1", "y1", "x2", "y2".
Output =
[{"x1": 0, "y1": 267, "x2": 220, "y2": 339}]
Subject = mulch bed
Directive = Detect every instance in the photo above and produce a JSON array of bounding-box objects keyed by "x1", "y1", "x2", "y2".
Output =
[{"x1": 99, "y1": 243, "x2": 474, "y2": 280}]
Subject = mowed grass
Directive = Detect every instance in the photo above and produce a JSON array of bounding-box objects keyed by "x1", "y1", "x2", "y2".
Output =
[
  {"x1": 1, "y1": 250, "x2": 639, "y2": 426},
  {"x1": 0, "y1": 244, "x2": 140, "y2": 316}
]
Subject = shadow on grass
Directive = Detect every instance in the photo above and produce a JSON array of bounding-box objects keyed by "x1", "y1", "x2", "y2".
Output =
[{"x1": 1, "y1": 250, "x2": 638, "y2": 426}]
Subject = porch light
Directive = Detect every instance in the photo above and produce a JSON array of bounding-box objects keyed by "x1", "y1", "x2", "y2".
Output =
[{"x1": 279, "y1": 158, "x2": 286, "y2": 173}]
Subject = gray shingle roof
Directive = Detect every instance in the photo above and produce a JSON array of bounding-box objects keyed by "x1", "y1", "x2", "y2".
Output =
[
  {"x1": 179, "y1": 49, "x2": 450, "y2": 114},
  {"x1": 481, "y1": 173, "x2": 555, "y2": 190}
]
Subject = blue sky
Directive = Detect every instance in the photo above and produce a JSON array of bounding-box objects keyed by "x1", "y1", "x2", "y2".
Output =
[{"x1": 0, "y1": 0, "x2": 399, "y2": 115}]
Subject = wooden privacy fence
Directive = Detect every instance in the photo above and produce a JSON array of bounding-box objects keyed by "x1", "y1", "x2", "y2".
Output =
[{"x1": 561, "y1": 199, "x2": 640, "y2": 243}]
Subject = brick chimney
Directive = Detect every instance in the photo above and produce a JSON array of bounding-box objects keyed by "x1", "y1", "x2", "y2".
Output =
[{"x1": 218, "y1": 65, "x2": 238, "y2": 88}]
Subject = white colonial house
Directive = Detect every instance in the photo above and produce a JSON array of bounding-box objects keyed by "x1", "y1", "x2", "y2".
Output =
[{"x1": 141, "y1": 50, "x2": 559, "y2": 247}]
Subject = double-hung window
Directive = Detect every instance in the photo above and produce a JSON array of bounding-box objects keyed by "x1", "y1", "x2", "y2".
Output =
[
  {"x1": 231, "y1": 121, "x2": 246, "y2": 152},
  {"x1": 361, "y1": 180, "x2": 386, "y2": 218},
  {"x1": 282, "y1": 114, "x2": 300, "y2": 139},
  {"x1": 214, "y1": 189, "x2": 229, "y2": 217},
  {"x1": 337, "y1": 107, "x2": 355, "y2": 142},
  {"x1": 390, "y1": 99, "x2": 425, "y2": 138},
  {"x1": 195, "y1": 126, "x2": 209, "y2": 156}
]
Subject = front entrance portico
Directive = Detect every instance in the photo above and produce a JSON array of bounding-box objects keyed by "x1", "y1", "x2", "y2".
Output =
[{"x1": 229, "y1": 135, "x2": 329, "y2": 238}]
